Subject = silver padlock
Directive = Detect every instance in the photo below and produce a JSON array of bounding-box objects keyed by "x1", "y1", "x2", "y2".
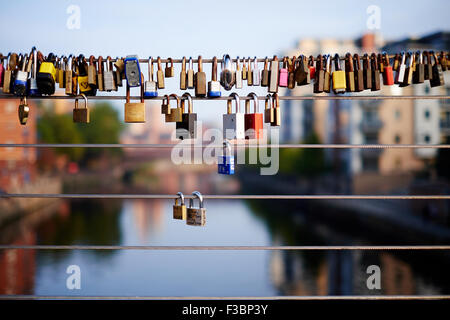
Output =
[
  {"x1": 144, "y1": 56, "x2": 157, "y2": 97},
  {"x1": 252, "y1": 56, "x2": 260, "y2": 86},
  {"x1": 223, "y1": 93, "x2": 245, "y2": 140},
  {"x1": 220, "y1": 54, "x2": 234, "y2": 90},
  {"x1": 29, "y1": 47, "x2": 40, "y2": 95},
  {"x1": 14, "y1": 54, "x2": 29, "y2": 96},
  {"x1": 208, "y1": 56, "x2": 221, "y2": 97},
  {"x1": 395, "y1": 51, "x2": 406, "y2": 85},
  {"x1": 186, "y1": 191, "x2": 206, "y2": 227},
  {"x1": 235, "y1": 56, "x2": 243, "y2": 89},
  {"x1": 104, "y1": 56, "x2": 116, "y2": 91}
]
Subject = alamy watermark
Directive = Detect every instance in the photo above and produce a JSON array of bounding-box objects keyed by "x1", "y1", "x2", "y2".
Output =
[
  {"x1": 366, "y1": 265, "x2": 381, "y2": 290},
  {"x1": 66, "y1": 5, "x2": 81, "y2": 30},
  {"x1": 66, "y1": 265, "x2": 81, "y2": 290},
  {"x1": 366, "y1": 5, "x2": 381, "y2": 30}
]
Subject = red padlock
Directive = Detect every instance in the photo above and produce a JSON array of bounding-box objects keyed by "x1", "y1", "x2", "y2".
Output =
[
  {"x1": 382, "y1": 52, "x2": 394, "y2": 85},
  {"x1": 308, "y1": 55, "x2": 316, "y2": 81},
  {"x1": 244, "y1": 92, "x2": 263, "y2": 140},
  {"x1": 278, "y1": 57, "x2": 288, "y2": 87}
]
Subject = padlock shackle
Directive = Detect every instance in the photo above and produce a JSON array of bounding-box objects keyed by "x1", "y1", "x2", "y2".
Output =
[
  {"x1": 236, "y1": 56, "x2": 241, "y2": 71},
  {"x1": 166, "y1": 57, "x2": 173, "y2": 68},
  {"x1": 74, "y1": 93, "x2": 88, "y2": 110},
  {"x1": 223, "y1": 139, "x2": 232, "y2": 156},
  {"x1": 272, "y1": 93, "x2": 279, "y2": 109},
  {"x1": 189, "y1": 191, "x2": 203, "y2": 209},
  {"x1": 181, "y1": 92, "x2": 193, "y2": 114},
  {"x1": 264, "y1": 94, "x2": 272, "y2": 110},
  {"x1": 227, "y1": 92, "x2": 240, "y2": 114},
  {"x1": 198, "y1": 55, "x2": 203, "y2": 72},
  {"x1": 382, "y1": 52, "x2": 390, "y2": 67},
  {"x1": 97, "y1": 56, "x2": 103, "y2": 74},
  {"x1": 125, "y1": 73, "x2": 144, "y2": 103},
  {"x1": 363, "y1": 53, "x2": 371, "y2": 70},
  {"x1": 188, "y1": 57, "x2": 193, "y2": 70},
  {"x1": 353, "y1": 53, "x2": 361, "y2": 71},
  {"x1": 148, "y1": 56, "x2": 154, "y2": 81},
  {"x1": 246, "y1": 92, "x2": 259, "y2": 114},
  {"x1": 370, "y1": 53, "x2": 378, "y2": 71},
  {"x1": 316, "y1": 54, "x2": 323, "y2": 71},
  {"x1": 181, "y1": 56, "x2": 186, "y2": 72},
  {"x1": 345, "y1": 53, "x2": 353, "y2": 72},
  {"x1": 222, "y1": 54, "x2": 232, "y2": 71},
  {"x1": 157, "y1": 56, "x2": 163, "y2": 71},
  {"x1": 334, "y1": 54, "x2": 342, "y2": 71},
  {"x1": 211, "y1": 56, "x2": 218, "y2": 81},
  {"x1": 168, "y1": 93, "x2": 180, "y2": 107},
  {"x1": 176, "y1": 192, "x2": 185, "y2": 205}
]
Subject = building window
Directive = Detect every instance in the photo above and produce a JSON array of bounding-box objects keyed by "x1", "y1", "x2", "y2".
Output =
[
  {"x1": 424, "y1": 134, "x2": 431, "y2": 143},
  {"x1": 424, "y1": 109, "x2": 431, "y2": 120},
  {"x1": 394, "y1": 134, "x2": 401, "y2": 144}
]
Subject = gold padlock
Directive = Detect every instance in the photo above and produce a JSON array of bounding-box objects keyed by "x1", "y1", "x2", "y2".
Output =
[
  {"x1": 271, "y1": 93, "x2": 281, "y2": 127},
  {"x1": 264, "y1": 94, "x2": 274, "y2": 124},
  {"x1": 161, "y1": 94, "x2": 171, "y2": 115},
  {"x1": 173, "y1": 192, "x2": 187, "y2": 220},
  {"x1": 165, "y1": 94, "x2": 182, "y2": 122},
  {"x1": 73, "y1": 93, "x2": 90, "y2": 123},
  {"x1": 18, "y1": 97, "x2": 30, "y2": 125},
  {"x1": 124, "y1": 73, "x2": 145, "y2": 123}
]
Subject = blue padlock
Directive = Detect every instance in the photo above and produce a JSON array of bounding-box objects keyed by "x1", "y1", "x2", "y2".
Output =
[
  {"x1": 13, "y1": 53, "x2": 29, "y2": 96},
  {"x1": 144, "y1": 56, "x2": 158, "y2": 97},
  {"x1": 208, "y1": 56, "x2": 221, "y2": 97},
  {"x1": 218, "y1": 140, "x2": 235, "y2": 175},
  {"x1": 124, "y1": 55, "x2": 142, "y2": 87},
  {"x1": 28, "y1": 47, "x2": 41, "y2": 96}
]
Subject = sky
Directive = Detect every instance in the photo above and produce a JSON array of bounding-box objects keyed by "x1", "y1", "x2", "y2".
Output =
[{"x1": 0, "y1": 0, "x2": 449, "y2": 124}]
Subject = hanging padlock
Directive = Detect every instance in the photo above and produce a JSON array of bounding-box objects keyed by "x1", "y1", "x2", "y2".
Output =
[
  {"x1": 65, "y1": 55, "x2": 77, "y2": 95},
  {"x1": 400, "y1": 52, "x2": 413, "y2": 87},
  {"x1": 278, "y1": 57, "x2": 288, "y2": 88},
  {"x1": 187, "y1": 57, "x2": 195, "y2": 89},
  {"x1": 430, "y1": 51, "x2": 445, "y2": 87},
  {"x1": 96, "y1": 56, "x2": 104, "y2": 91},
  {"x1": 223, "y1": 93, "x2": 245, "y2": 140},
  {"x1": 332, "y1": 54, "x2": 346, "y2": 94},
  {"x1": 395, "y1": 52, "x2": 406, "y2": 85},
  {"x1": 18, "y1": 97, "x2": 29, "y2": 125},
  {"x1": 439, "y1": 51, "x2": 448, "y2": 72},
  {"x1": 114, "y1": 57, "x2": 123, "y2": 87},
  {"x1": 308, "y1": 55, "x2": 316, "y2": 81},
  {"x1": 353, "y1": 54, "x2": 364, "y2": 92},
  {"x1": 173, "y1": 192, "x2": 187, "y2": 220},
  {"x1": 73, "y1": 93, "x2": 90, "y2": 123},
  {"x1": 165, "y1": 94, "x2": 182, "y2": 122},
  {"x1": 37, "y1": 52, "x2": 57, "y2": 95},
  {"x1": 3, "y1": 53, "x2": 16, "y2": 94},
  {"x1": 344, "y1": 53, "x2": 355, "y2": 93},
  {"x1": 78, "y1": 55, "x2": 96, "y2": 96},
  {"x1": 269, "y1": 55, "x2": 279, "y2": 93},
  {"x1": 288, "y1": 56, "x2": 296, "y2": 90},
  {"x1": 165, "y1": 57, "x2": 174, "y2": 77},
  {"x1": 176, "y1": 92, "x2": 197, "y2": 140},
  {"x1": 218, "y1": 140, "x2": 235, "y2": 175},
  {"x1": 208, "y1": 56, "x2": 221, "y2": 97},
  {"x1": 242, "y1": 57, "x2": 248, "y2": 80},
  {"x1": 58, "y1": 56, "x2": 66, "y2": 89},
  {"x1": 362, "y1": 53, "x2": 372, "y2": 90},
  {"x1": 323, "y1": 55, "x2": 332, "y2": 93},
  {"x1": 13, "y1": 53, "x2": 28, "y2": 96},
  {"x1": 124, "y1": 55, "x2": 142, "y2": 87},
  {"x1": 28, "y1": 48, "x2": 41, "y2": 96},
  {"x1": 124, "y1": 73, "x2": 145, "y2": 123},
  {"x1": 186, "y1": 191, "x2": 206, "y2": 227},
  {"x1": 235, "y1": 56, "x2": 243, "y2": 89},
  {"x1": 194, "y1": 55, "x2": 207, "y2": 97},
  {"x1": 180, "y1": 56, "x2": 187, "y2": 90},
  {"x1": 377, "y1": 53, "x2": 384, "y2": 74},
  {"x1": 161, "y1": 94, "x2": 171, "y2": 115},
  {"x1": 413, "y1": 51, "x2": 425, "y2": 84},
  {"x1": 295, "y1": 54, "x2": 309, "y2": 86},
  {"x1": 247, "y1": 57, "x2": 253, "y2": 86},
  {"x1": 382, "y1": 52, "x2": 394, "y2": 86},
  {"x1": 88, "y1": 55, "x2": 97, "y2": 88},
  {"x1": 314, "y1": 54, "x2": 325, "y2": 93},
  {"x1": 423, "y1": 51, "x2": 433, "y2": 81},
  {"x1": 144, "y1": 56, "x2": 158, "y2": 97},
  {"x1": 371, "y1": 53, "x2": 381, "y2": 91},
  {"x1": 252, "y1": 57, "x2": 260, "y2": 86},
  {"x1": 0, "y1": 54, "x2": 4, "y2": 88},
  {"x1": 220, "y1": 54, "x2": 234, "y2": 91},
  {"x1": 271, "y1": 93, "x2": 281, "y2": 127},
  {"x1": 261, "y1": 57, "x2": 270, "y2": 87},
  {"x1": 264, "y1": 94, "x2": 274, "y2": 124},
  {"x1": 245, "y1": 92, "x2": 264, "y2": 140},
  {"x1": 103, "y1": 56, "x2": 116, "y2": 91}
]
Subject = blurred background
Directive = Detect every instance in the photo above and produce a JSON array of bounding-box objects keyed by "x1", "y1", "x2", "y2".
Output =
[{"x1": 1, "y1": 0, "x2": 450, "y2": 297}]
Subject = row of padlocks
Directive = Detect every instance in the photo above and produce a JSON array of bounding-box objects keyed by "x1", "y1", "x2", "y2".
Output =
[{"x1": 173, "y1": 191, "x2": 206, "y2": 227}]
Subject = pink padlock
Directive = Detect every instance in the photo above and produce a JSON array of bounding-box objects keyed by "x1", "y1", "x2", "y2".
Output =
[
  {"x1": 278, "y1": 56, "x2": 288, "y2": 87},
  {"x1": 0, "y1": 57, "x2": 4, "y2": 88}
]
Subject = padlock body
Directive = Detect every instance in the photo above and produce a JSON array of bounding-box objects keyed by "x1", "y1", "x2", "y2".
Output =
[
  {"x1": 430, "y1": 65, "x2": 445, "y2": 87},
  {"x1": 195, "y1": 72, "x2": 207, "y2": 96},
  {"x1": 144, "y1": 81, "x2": 158, "y2": 97},
  {"x1": 235, "y1": 70, "x2": 243, "y2": 89},
  {"x1": 265, "y1": 108, "x2": 274, "y2": 124},
  {"x1": 218, "y1": 155, "x2": 235, "y2": 175},
  {"x1": 173, "y1": 204, "x2": 187, "y2": 220},
  {"x1": 272, "y1": 107, "x2": 281, "y2": 127},
  {"x1": 186, "y1": 208, "x2": 206, "y2": 226},
  {"x1": 125, "y1": 102, "x2": 146, "y2": 123},
  {"x1": 383, "y1": 67, "x2": 394, "y2": 85},
  {"x1": 309, "y1": 66, "x2": 316, "y2": 82},
  {"x1": 165, "y1": 108, "x2": 182, "y2": 122},
  {"x1": 36, "y1": 72, "x2": 55, "y2": 95},
  {"x1": 245, "y1": 113, "x2": 264, "y2": 139},
  {"x1": 223, "y1": 113, "x2": 245, "y2": 140},
  {"x1": 73, "y1": 108, "x2": 90, "y2": 123},
  {"x1": 176, "y1": 113, "x2": 197, "y2": 139},
  {"x1": 207, "y1": 81, "x2": 221, "y2": 97},
  {"x1": 332, "y1": 71, "x2": 346, "y2": 93},
  {"x1": 278, "y1": 69, "x2": 288, "y2": 87},
  {"x1": 124, "y1": 57, "x2": 141, "y2": 87},
  {"x1": 18, "y1": 104, "x2": 29, "y2": 125},
  {"x1": 27, "y1": 78, "x2": 41, "y2": 96}
]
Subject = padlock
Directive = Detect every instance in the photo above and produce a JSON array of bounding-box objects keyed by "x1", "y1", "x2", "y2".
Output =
[
  {"x1": 260, "y1": 57, "x2": 270, "y2": 87},
  {"x1": 3, "y1": 53, "x2": 15, "y2": 94},
  {"x1": 187, "y1": 57, "x2": 195, "y2": 89},
  {"x1": 362, "y1": 53, "x2": 372, "y2": 90},
  {"x1": 58, "y1": 55, "x2": 66, "y2": 89},
  {"x1": 218, "y1": 140, "x2": 235, "y2": 175},
  {"x1": 223, "y1": 93, "x2": 245, "y2": 140},
  {"x1": 173, "y1": 192, "x2": 187, "y2": 220},
  {"x1": 242, "y1": 57, "x2": 248, "y2": 80},
  {"x1": 194, "y1": 55, "x2": 207, "y2": 97},
  {"x1": 353, "y1": 53, "x2": 364, "y2": 92},
  {"x1": 269, "y1": 55, "x2": 279, "y2": 93},
  {"x1": 73, "y1": 93, "x2": 90, "y2": 123},
  {"x1": 344, "y1": 53, "x2": 355, "y2": 92},
  {"x1": 114, "y1": 57, "x2": 123, "y2": 87},
  {"x1": 264, "y1": 94, "x2": 274, "y2": 124},
  {"x1": 295, "y1": 55, "x2": 310, "y2": 86},
  {"x1": 165, "y1": 57, "x2": 174, "y2": 77},
  {"x1": 78, "y1": 55, "x2": 96, "y2": 96},
  {"x1": 400, "y1": 52, "x2": 413, "y2": 87},
  {"x1": 103, "y1": 56, "x2": 116, "y2": 91},
  {"x1": 393, "y1": 53, "x2": 400, "y2": 72},
  {"x1": 245, "y1": 92, "x2": 264, "y2": 140},
  {"x1": 252, "y1": 57, "x2": 260, "y2": 86},
  {"x1": 247, "y1": 57, "x2": 253, "y2": 86},
  {"x1": 97, "y1": 55, "x2": 104, "y2": 91},
  {"x1": 332, "y1": 54, "x2": 346, "y2": 94},
  {"x1": 27, "y1": 48, "x2": 41, "y2": 96},
  {"x1": 235, "y1": 56, "x2": 243, "y2": 89},
  {"x1": 220, "y1": 54, "x2": 234, "y2": 91},
  {"x1": 124, "y1": 55, "x2": 142, "y2": 87},
  {"x1": 124, "y1": 73, "x2": 145, "y2": 123},
  {"x1": 382, "y1": 52, "x2": 394, "y2": 86},
  {"x1": 430, "y1": 51, "x2": 445, "y2": 87},
  {"x1": 288, "y1": 56, "x2": 296, "y2": 90},
  {"x1": 186, "y1": 191, "x2": 206, "y2": 227},
  {"x1": 37, "y1": 52, "x2": 57, "y2": 95},
  {"x1": 180, "y1": 56, "x2": 187, "y2": 90},
  {"x1": 413, "y1": 51, "x2": 425, "y2": 84},
  {"x1": 308, "y1": 55, "x2": 316, "y2": 81},
  {"x1": 323, "y1": 55, "x2": 332, "y2": 93},
  {"x1": 371, "y1": 53, "x2": 381, "y2": 91},
  {"x1": 377, "y1": 53, "x2": 384, "y2": 74},
  {"x1": 144, "y1": 56, "x2": 158, "y2": 97},
  {"x1": 395, "y1": 52, "x2": 406, "y2": 85},
  {"x1": 271, "y1": 93, "x2": 281, "y2": 127},
  {"x1": 65, "y1": 55, "x2": 78, "y2": 95},
  {"x1": 161, "y1": 94, "x2": 171, "y2": 115},
  {"x1": 278, "y1": 57, "x2": 288, "y2": 88},
  {"x1": 88, "y1": 55, "x2": 97, "y2": 87},
  {"x1": 165, "y1": 94, "x2": 182, "y2": 122},
  {"x1": 18, "y1": 97, "x2": 29, "y2": 125},
  {"x1": 208, "y1": 56, "x2": 221, "y2": 97},
  {"x1": 314, "y1": 54, "x2": 325, "y2": 93},
  {"x1": 0, "y1": 54, "x2": 4, "y2": 88},
  {"x1": 423, "y1": 51, "x2": 433, "y2": 81},
  {"x1": 14, "y1": 53, "x2": 28, "y2": 96},
  {"x1": 176, "y1": 92, "x2": 197, "y2": 140},
  {"x1": 155, "y1": 56, "x2": 165, "y2": 89},
  {"x1": 439, "y1": 51, "x2": 448, "y2": 72}
]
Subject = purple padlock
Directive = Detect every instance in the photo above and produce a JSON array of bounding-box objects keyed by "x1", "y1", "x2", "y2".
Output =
[{"x1": 278, "y1": 57, "x2": 288, "y2": 87}]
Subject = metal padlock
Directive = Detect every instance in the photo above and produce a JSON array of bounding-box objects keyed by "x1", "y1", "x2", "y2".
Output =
[
  {"x1": 382, "y1": 52, "x2": 394, "y2": 86},
  {"x1": 344, "y1": 53, "x2": 355, "y2": 92},
  {"x1": 371, "y1": 53, "x2": 381, "y2": 91},
  {"x1": 14, "y1": 54, "x2": 29, "y2": 96},
  {"x1": 288, "y1": 56, "x2": 296, "y2": 90},
  {"x1": 261, "y1": 57, "x2": 270, "y2": 87},
  {"x1": 97, "y1": 56, "x2": 104, "y2": 91},
  {"x1": 73, "y1": 94, "x2": 90, "y2": 123},
  {"x1": 353, "y1": 54, "x2": 364, "y2": 92},
  {"x1": 332, "y1": 54, "x2": 346, "y2": 94},
  {"x1": 208, "y1": 56, "x2": 221, "y2": 97},
  {"x1": 124, "y1": 73, "x2": 146, "y2": 123},
  {"x1": 180, "y1": 56, "x2": 187, "y2": 90},
  {"x1": 423, "y1": 51, "x2": 433, "y2": 81},
  {"x1": 114, "y1": 57, "x2": 123, "y2": 87},
  {"x1": 314, "y1": 54, "x2": 325, "y2": 93},
  {"x1": 218, "y1": 140, "x2": 235, "y2": 175},
  {"x1": 161, "y1": 94, "x2": 171, "y2": 115},
  {"x1": 173, "y1": 192, "x2": 187, "y2": 220},
  {"x1": 104, "y1": 56, "x2": 116, "y2": 91},
  {"x1": 144, "y1": 56, "x2": 157, "y2": 97},
  {"x1": 18, "y1": 97, "x2": 29, "y2": 125},
  {"x1": 242, "y1": 57, "x2": 247, "y2": 80},
  {"x1": 37, "y1": 52, "x2": 57, "y2": 95},
  {"x1": 278, "y1": 57, "x2": 288, "y2": 88},
  {"x1": 223, "y1": 93, "x2": 245, "y2": 140},
  {"x1": 165, "y1": 57, "x2": 174, "y2": 77},
  {"x1": 176, "y1": 92, "x2": 197, "y2": 140},
  {"x1": 295, "y1": 55, "x2": 310, "y2": 86},
  {"x1": 430, "y1": 51, "x2": 445, "y2": 87},
  {"x1": 400, "y1": 52, "x2": 413, "y2": 87},
  {"x1": 195, "y1": 55, "x2": 207, "y2": 97},
  {"x1": 186, "y1": 191, "x2": 206, "y2": 227},
  {"x1": 235, "y1": 56, "x2": 243, "y2": 89},
  {"x1": 323, "y1": 55, "x2": 332, "y2": 93},
  {"x1": 65, "y1": 55, "x2": 77, "y2": 95},
  {"x1": 363, "y1": 53, "x2": 372, "y2": 90},
  {"x1": 395, "y1": 52, "x2": 406, "y2": 85},
  {"x1": 413, "y1": 51, "x2": 425, "y2": 84},
  {"x1": 264, "y1": 94, "x2": 274, "y2": 124},
  {"x1": 88, "y1": 55, "x2": 97, "y2": 87},
  {"x1": 0, "y1": 54, "x2": 4, "y2": 88},
  {"x1": 268, "y1": 55, "x2": 279, "y2": 93},
  {"x1": 271, "y1": 93, "x2": 281, "y2": 127},
  {"x1": 187, "y1": 57, "x2": 195, "y2": 89},
  {"x1": 165, "y1": 94, "x2": 182, "y2": 122},
  {"x1": 245, "y1": 92, "x2": 264, "y2": 140},
  {"x1": 308, "y1": 55, "x2": 316, "y2": 81},
  {"x1": 247, "y1": 57, "x2": 253, "y2": 86},
  {"x1": 3, "y1": 53, "x2": 14, "y2": 94},
  {"x1": 124, "y1": 55, "x2": 142, "y2": 87},
  {"x1": 252, "y1": 57, "x2": 260, "y2": 86},
  {"x1": 28, "y1": 47, "x2": 41, "y2": 96},
  {"x1": 78, "y1": 55, "x2": 96, "y2": 96},
  {"x1": 220, "y1": 54, "x2": 234, "y2": 91}
]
